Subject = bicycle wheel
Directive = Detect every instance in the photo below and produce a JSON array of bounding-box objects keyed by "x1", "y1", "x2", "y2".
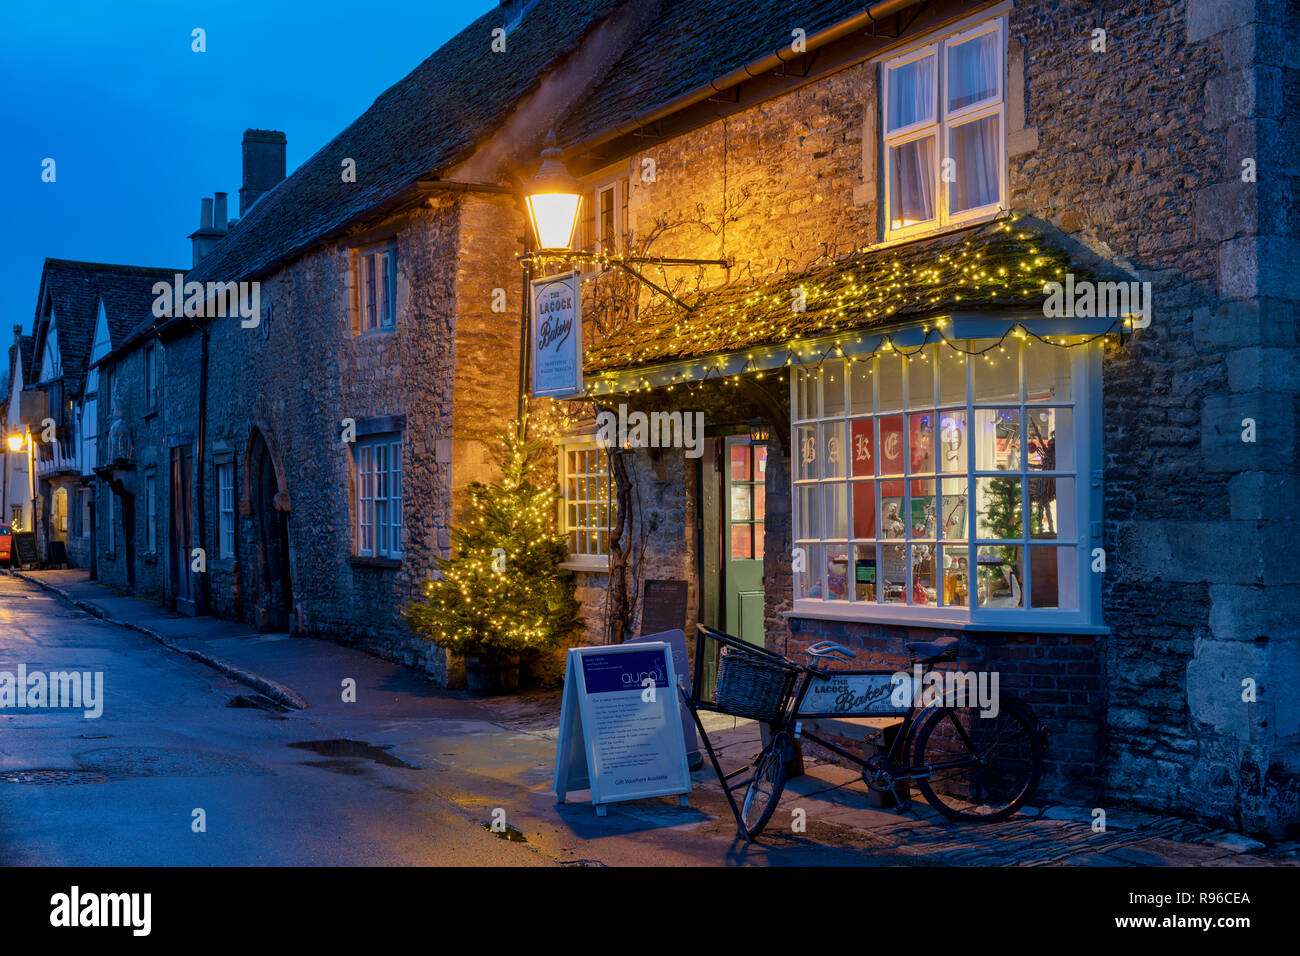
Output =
[
  {"x1": 911, "y1": 696, "x2": 1044, "y2": 822},
  {"x1": 739, "y1": 740, "x2": 788, "y2": 839}
]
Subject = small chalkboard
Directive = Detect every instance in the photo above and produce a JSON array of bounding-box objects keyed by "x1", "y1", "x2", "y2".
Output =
[
  {"x1": 12, "y1": 532, "x2": 37, "y2": 568},
  {"x1": 49, "y1": 541, "x2": 68, "y2": 568},
  {"x1": 639, "y1": 579, "x2": 688, "y2": 637}
]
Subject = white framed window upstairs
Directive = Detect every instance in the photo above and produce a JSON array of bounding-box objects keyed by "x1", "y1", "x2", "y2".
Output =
[
  {"x1": 357, "y1": 242, "x2": 397, "y2": 333},
  {"x1": 791, "y1": 335, "x2": 1101, "y2": 629},
  {"x1": 881, "y1": 14, "x2": 1006, "y2": 240},
  {"x1": 218, "y1": 462, "x2": 235, "y2": 559}
]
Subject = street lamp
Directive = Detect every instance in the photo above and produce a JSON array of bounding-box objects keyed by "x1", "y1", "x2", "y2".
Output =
[
  {"x1": 523, "y1": 130, "x2": 582, "y2": 252},
  {"x1": 6, "y1": 431, "x2": 23, "y2": 453},
  {"x1": 747, "y1": 418, "x2": 772, "y2": 444}
]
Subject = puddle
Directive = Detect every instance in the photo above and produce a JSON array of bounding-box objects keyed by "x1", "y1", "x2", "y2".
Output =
[
  {"x1": 481, "y1": 822, "x2": 528, "y2": 842},
  {"x1": 288, "y1": 739, "x2": 417, "y2": 769}
]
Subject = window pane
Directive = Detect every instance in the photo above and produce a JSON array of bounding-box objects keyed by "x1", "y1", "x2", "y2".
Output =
[
  {"x1": 821, "y1": 482, "x2": 847, "y2": 539},
  {"x1": 848, "y1": 359, "x2": 874, "y2": 415},
  {"x1": 940, "y1": 477, "x2": 969, "y2": 540},
  {"x1": 939, "y1": 410, "x2": 966, "y2": 472},
  {"x1": 972, "y1": 344, "x2": 1019, "y2": 403},
  {"x1": 911, "y1": 545, "x2": 937, "y2": 605},
  {"x1": 730, "y1": 484, "x2": 751, "y2": 522},
  {"x1": 880, "y1": 495, "x2": 905, "y2": 539},
  {"x1": 1027, "y1": 407, "x2": 1069, "y2": 470},
  {"x1": 878, "y1": 415, "x2": 905, "y2": 475},
  {"x1": 754, "y1": 522, "x2": 765, "y2": 560},
  {"x1": 365, "y1": 255, "x2": 376, "y2": 329},
  {"x1": 889, "y1": 135, "x2": 936, "y2": 228},
  {"x1": 937, "y1": 345, "x2": 967, "y2": 405},
  {"x1": 975, "y1": 408, "x2": 1022, "y2": 470},
  {"x1": 947, "y1": 29, "x2": 1000, "y2": 112},
  {"x1": 977, "y1": 546, "x2": 1023, "y2": 608},
  {"x1": 909, "y1": 412, "x2": 935, "y2": 474},
  {"x1": 822, "y1": 361, "x2": 846, "y2": 418},
  {"x1": 1029, "y1": 476, "x2": 1073, "y2": 538},
  {"x1": 977, "y1": 476, "x2": 1022, "y2": 539},
  {"x1": 824, "y1": 547, "x2": 850, "y2": 600},
  {"x1": 880, "y1": 544, "x2": 907, "y2": 603},
  {"x1": 796, "y1": 543, "x2": 820, "y2": 599},
  {"x1": 948, "y1": 114, "x2": 1001, "y2": 214},
  {"x1": 942, "y1": 545, "x2": 969, "y2": 607},
  {"x1": 852, "y1": 481, "x2": 876, "y2": 538},
  {"x1": 795, "y1": 369, "x2": 817, "y2": 420},
  {"x1": 754, "y1": 479, "x2": 766, "y2": 519},
  {"x1": 910, "y1": 480, "x2": 936, "y2": 538},
  {"x1": 1025, "y1": 338, "x2": 1072, "y2": 402},
  {"x1": 796, "y1": 425, "x2": 818, "y2": 479},
  {"x1": 755, "y1": 445, "x2": 768, "y2": 477},
  {"x1": 796, "y1": 485, "x2": 818, "y2": 539},
  {"x1": 906, "y1": 349, "x2": 934, "y2": 407},
  {"x1": 1030, "y1": 546, "x2": 1078, "y2": 609},
  {"x1": 730, "y1": 523, "x2": 752, "y2": 559},
  {"x1": 729, "y1": 444, "x2": 749, "y2": 482},
  {"x1": 886, "y1": 53, "x2": 936, "y2": 131},
  {"x1": 850, "y1": 419, "x2": 875, "y2": 476},
  {"x1": 820, "y1": 421, "x2": 846, "y2": 478},
  {"x1": 853, "y1": 543, "x2": 877, "y2": 602}
]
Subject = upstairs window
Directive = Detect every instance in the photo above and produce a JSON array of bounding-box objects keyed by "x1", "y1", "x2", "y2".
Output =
[
  {"x1": 218, "y1": 462, "x2": 235, "y2": 558},
  {"x1": 357, "y1": 242, "x2": 397, "y2": 332},
  {"x1": 882, "y1": 16, "x2": 1005, "y2": 239}
]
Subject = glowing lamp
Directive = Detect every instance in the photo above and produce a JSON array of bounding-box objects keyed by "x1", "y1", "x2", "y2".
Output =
[
  {"x1": 747, "y1": 418, "x2": 772, "y2": 444},
  {"x1": 6, "y1": 432, "x2": 23, "y2": 453},
  {"x1": 524, "y1": 130, "x2": 581, "y2": 252}
]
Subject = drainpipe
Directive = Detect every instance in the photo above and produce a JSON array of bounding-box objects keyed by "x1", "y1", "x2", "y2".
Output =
[{"x1": 183, "y1": 320, "x2": 211, "y2": 616}]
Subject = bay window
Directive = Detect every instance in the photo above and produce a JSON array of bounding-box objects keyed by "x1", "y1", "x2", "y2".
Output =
[
  {"x1": 882, "y1": 16, "x2": 1006, "y2": 239},
  {"x1": 792, "y1": 335, "x2": 1100, "y2": 627}
]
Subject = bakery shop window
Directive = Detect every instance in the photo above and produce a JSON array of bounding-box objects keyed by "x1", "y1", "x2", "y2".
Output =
[{"x1": 791, "y1": 336, "x2": 1100, "y2": 627}]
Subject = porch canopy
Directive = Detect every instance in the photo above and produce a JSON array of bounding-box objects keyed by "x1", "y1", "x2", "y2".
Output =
[{"x1": 582, "y1": 214, "x2": 1132, "y2": 396}]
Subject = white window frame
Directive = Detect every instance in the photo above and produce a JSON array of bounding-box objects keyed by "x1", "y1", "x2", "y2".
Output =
[
  {"x1": 218, "y1": 462, "x2": 235, "y2": 558},
  {"x1": 146, "y1": 475, "x2": 157, "y2": 552},
  {"x1": 790, "y1": 335, "x2": 1101, "y2": 630},
  {"x1": 358, "y1": 242, "x2": 397, "y2": 333},
  {"x1": 578, "y1": 163, "x2": 629, "y2": 275},
  {"x1": 880, "y1": 14, "x2": 1007, "y2": 242},
  {"x1": 559, "y1": 440, "x2": 614, "y2": 569},
  {"x1": 355, "y1": 434, "x2": 402, "y2": 559}
]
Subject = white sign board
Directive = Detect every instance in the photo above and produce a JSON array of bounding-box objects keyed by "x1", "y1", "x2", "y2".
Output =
[
  {"x1": 530, "y1": 270, "x2": 583, "y2": 398},
  {"x1": 553, "y1": 643, "x2": 692, "y2": 816},
  {"x1": 623, "y1": 629, "x2": 700, "y2": 764}
]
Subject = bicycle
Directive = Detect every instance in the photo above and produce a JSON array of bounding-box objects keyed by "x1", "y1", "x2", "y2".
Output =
[{"x1": 683, "y1": 624, "x2": 1048, "y2": 842}]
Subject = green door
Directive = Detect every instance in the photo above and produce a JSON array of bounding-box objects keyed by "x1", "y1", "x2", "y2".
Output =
[{"x1": 724, "y1": 436, "x2": 767, "y2": 646}]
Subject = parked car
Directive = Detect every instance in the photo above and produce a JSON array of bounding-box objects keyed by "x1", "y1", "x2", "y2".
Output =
[{"x1": 0, "y1": 523, "x2": 11, "y2": 565}]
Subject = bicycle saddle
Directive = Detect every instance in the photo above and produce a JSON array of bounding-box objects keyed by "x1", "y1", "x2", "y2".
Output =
[
  {"x1": 905, "y1": 635, "x2": 960, "y2": 662},
  {"x1": 806, "y1": 641, "x2": 857, "y2": 660}
]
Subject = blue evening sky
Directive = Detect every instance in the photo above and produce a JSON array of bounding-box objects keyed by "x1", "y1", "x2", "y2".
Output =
[{"x1": 0, "y1": 0, "x2": 495, "y2": 360}]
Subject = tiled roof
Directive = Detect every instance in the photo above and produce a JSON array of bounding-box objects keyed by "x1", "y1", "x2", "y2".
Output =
[
  {"x1": 557, "y1": 0, "x2": 876, "y2": 146},
  {"x1": 33, "y1": 259, "x2": 182, "y2": 395},
  {"x1": 583, "y1": 216, "x2": 1126, "y2": 374},
  {"x1": 186, "y1": 0, "x2": 624, "y2": 286}
]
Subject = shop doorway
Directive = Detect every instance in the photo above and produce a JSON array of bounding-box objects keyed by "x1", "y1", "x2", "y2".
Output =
[
  {"x1": 699, "y1": 435, "x2": 767, "y2": 649},
  {"x1": 248, "y1": 429, "x2": 292, "y2": 632},
  {"x1": 169, "y1": 445, "x2": 195, "y2": 612}
]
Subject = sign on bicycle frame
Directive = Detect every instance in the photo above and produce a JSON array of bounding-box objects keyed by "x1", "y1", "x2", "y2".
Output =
[{"x1": 797, "y1": 670, "x2": 910, "y2": 718}]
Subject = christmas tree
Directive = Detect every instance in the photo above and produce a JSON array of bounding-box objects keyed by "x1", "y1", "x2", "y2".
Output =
[{"x1": 404, "y1": 428, "x2": 581, "y2": 658}]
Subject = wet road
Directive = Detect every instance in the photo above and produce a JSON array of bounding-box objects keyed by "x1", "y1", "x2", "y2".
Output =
[{"x1": 0, "y1": 573, "x2": 544, "y2": 865}]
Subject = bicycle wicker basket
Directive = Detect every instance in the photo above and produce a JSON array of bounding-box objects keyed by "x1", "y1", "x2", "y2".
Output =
[{"x1": 713, "y1": 645, "x2": 795, "y2": 721}]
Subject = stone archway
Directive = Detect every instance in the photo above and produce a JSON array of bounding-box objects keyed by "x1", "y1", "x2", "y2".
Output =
[{"x1": 242, "y1": 427, "x2": 292, "y2": 632}]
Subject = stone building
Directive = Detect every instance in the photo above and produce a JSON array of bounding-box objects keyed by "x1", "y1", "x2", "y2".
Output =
[{"x1": 71, "y1": 0, "x2": 1297, "y2": 837}]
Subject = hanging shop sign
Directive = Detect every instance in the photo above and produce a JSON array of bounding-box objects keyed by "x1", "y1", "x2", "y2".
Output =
[
  {"x1": 530, "y1": 270, "x2": 583, "y2": 398},
  {"x1": 553, "y1": 642, "x2": 692, "y2": 816}
]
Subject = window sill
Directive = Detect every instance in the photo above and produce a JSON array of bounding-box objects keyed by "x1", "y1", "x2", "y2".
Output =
[
  {"x1": 351, "y1": 555, "x2": 401, "y2": 569},
  {"x1": 144, "y1": 408, "x2": 158, "y2": 420},
  {"x1": 875, "y1": 207, "x2": 1005, "y2": 251},
  {"x1": 786, "y1": 601, "x2": 1107, "y2": 635},
  {"x1": 561, "y1": 558, "x2": 609, "y2": 573}
]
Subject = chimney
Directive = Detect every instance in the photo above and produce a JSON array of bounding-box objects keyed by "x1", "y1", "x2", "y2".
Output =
[
  {"x1": 189, "y1": 196, "x2": 226, "y2": 267},
  {"x1": 213, "y1": 192, "x2": 228, "y2": 232},
  {"x1": 239, "y1": 129, "x2": 287, "y2": 217}
]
